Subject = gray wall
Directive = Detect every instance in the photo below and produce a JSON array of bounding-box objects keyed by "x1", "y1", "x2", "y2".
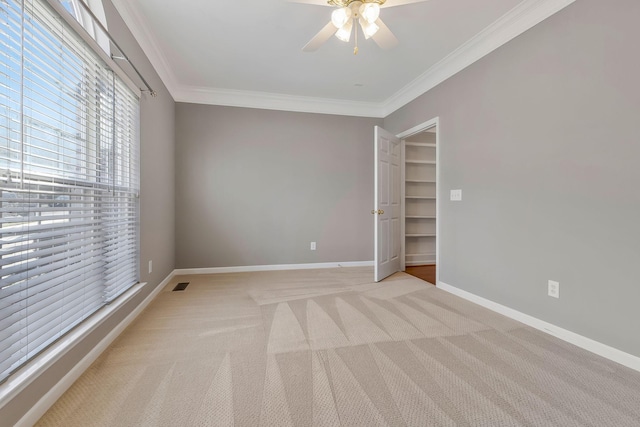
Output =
[
  {"x1": 175, "y1": 104, "x2": 381, "y2": 268},
  {"x1": 385, "y1": 0, "x2": 640, "y2": 357},
  {"x1": 0, "y1": 0, "x2": 175, "y2": 424}
]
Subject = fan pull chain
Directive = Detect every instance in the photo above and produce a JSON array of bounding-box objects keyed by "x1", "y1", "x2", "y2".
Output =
[{"x1": 354, "y1": 18, "x2": 359, "y2": 55}]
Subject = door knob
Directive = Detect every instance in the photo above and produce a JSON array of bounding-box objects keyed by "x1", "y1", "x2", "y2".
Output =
[
  {"x1": 371, "y1": 210, "x2": 376, "y2": 214},
  {"x1": 378, "y1": 209, "x2": 384, "y2": 215},
  {"x1": 371, "y1": 209, "x2": 384, "y2": 215}
]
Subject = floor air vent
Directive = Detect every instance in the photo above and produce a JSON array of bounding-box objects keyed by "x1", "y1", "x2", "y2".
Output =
[{"x1": 172, "y1": 282, "x2": 190, "y2": 291}]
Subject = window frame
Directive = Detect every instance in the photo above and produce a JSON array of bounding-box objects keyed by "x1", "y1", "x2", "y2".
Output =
[{"x1": 0, "y1": 0, "x2": 140, "y2": 385}]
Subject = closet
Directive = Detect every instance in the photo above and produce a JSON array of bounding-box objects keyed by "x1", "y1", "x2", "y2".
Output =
[{"x1": 403, "y1": 130, "x2": 436, "y2": 266}]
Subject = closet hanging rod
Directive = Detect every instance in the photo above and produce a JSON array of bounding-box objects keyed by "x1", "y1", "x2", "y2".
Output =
[{"x1": 74, "y1": 0, "x2": 157, "y2": 97}]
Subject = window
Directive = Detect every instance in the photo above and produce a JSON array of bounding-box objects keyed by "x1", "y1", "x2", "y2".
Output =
[
  {"x1": 59, "y1": 0, "x2": 110, "y2": 54},
  {"x1": 0, "y1": 0, "x2": 139, "y2": 383}
]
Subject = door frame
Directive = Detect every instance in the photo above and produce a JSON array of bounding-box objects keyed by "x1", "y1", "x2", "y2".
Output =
[{"x1": 396, "y1": 117, "x2": 440, "y2": 286}]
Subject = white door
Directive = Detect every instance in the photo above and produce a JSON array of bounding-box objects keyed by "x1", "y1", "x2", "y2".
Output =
[{"x1": 374, "y1": 126, "x2": 401, "y2": 282}]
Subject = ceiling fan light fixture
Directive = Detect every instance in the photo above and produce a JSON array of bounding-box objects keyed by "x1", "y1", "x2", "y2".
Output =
[
  {"x1": 359, "y1": 19, "x2": 379, "y2": 39},
  {"x1": 331, "y1": 7, "x2": 352, "y2": 29},
  {"x1": 335, "y1": 18, "x2": 353, "y2": 42},
  {"x1": 359, "y1": 2, "x2": 380, "y2": 24},
  {"x1": 300, "y1": 0, "x2": 403, "y2": 53}
]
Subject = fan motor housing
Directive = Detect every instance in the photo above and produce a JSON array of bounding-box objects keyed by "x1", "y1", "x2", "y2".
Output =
[{"x1": 328, "y1": 0, "x2": 386, "y2": 7}]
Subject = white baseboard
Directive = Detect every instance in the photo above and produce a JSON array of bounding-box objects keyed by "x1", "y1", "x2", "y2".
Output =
[
  {"x1": 14, "y1": 272, "x2": 175, "y2": 427},
  {"x1": 437, "y1": 281, "x2": 640, "y2": 373},
  {"x1": 174, "y1": 260, "x2": 374, "y2": 275}
]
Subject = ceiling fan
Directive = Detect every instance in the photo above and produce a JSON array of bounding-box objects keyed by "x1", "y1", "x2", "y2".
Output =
[{"x1": 290, "y1": 0, "x2": 429, "y2": 54}]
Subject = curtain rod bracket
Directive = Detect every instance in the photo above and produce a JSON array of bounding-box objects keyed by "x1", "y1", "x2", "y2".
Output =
[{"x1": 111, "y1": 54, "x2": 157, "y2": 96}]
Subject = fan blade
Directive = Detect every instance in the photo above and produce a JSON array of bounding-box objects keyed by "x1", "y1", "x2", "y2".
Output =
[
  {"x1": 287, "y1": 0, "x2": 331, "y2": 6},
  {"x1": 303, "y1": 21, "x2": 338, "y2": 52},
  {"x1": 381, "y1": 0, "x2": 430, "y2": 8},
  {"x1": 372, "y1": 18, "x2": 398, "y2": 50}
]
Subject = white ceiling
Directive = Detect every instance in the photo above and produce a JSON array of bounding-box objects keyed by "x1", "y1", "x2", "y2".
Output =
[{"x1": 110, "y1": 0, "x2": 575, "y2": 117}]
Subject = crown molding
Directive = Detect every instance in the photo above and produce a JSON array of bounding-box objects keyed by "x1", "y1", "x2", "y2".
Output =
[
  {"x1": 173, "y1": 86, "x2": 387, "y2": 117},
  {"x1": 109, "y1": 0, "x2": 180, "y2": 97},
  {"x1": 380, "y1": 0, "x2": 576, "y2": 116},
  {"x1": 110, "y1": 0, "x2": 575, "y2": 118}
]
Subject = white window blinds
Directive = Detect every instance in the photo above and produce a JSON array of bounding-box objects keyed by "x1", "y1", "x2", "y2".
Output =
[{"x1": 0, "y1": 0, "x2": 139, "y2": 383}]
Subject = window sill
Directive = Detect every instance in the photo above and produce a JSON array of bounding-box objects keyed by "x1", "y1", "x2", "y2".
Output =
[{"x1": 0, "y1": 281, "x2": 146, "y2": 410}]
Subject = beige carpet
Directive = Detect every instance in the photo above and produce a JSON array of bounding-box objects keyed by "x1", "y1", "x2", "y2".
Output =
[{"x1": 37, "y1": 267, "x2": 640, "y2": 426}]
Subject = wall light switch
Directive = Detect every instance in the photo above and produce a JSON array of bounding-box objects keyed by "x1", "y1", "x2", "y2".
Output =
[
  {"x1": 450, "y1": 189, "x2": 462, "y2": 201},
  {"x1": 310, "y1": 242, "x2": 316, "y2": 251},
  {"x1": 148, "y1": 260, "x2": 153, "y2": 274}
]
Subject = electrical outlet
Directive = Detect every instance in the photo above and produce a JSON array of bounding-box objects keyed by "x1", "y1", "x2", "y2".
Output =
[
  {"x1": 310, "y1": 242, "x2": 316, "y2": 251},
  {"x1": 148, "y1": 260, "x2": 153, "y2": 274},
  {"x1": 450, "y1": 189, "x2": 462, "y2": 201},
  {"x1": 548, "y1": 280, "x2": 559, "y2": 298}
]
